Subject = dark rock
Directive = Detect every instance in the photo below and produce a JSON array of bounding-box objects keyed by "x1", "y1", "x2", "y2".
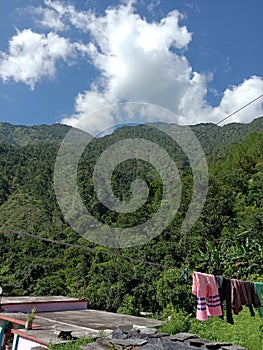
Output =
[
  {"x1": 205, "y1": 342, "x2": 232, "y2": 349},
  {"x1": 90, "y1": 324, "x2": 248, "y2": 350},
  {"x1": 205, "y1": 343, "x2": 221, "y2": 350},
  {"x1": 110, "y1": 338, "x2": 148, "y2": 347},
  {"x1": 140, "y1": 327, "x2": 157, "y2": 335},
  {"x1": 112, "y1": 326, "x2": 139, "y2": 339},
  {"x1": 149, "y1": 333, "x2": 170, "y2": 338},
  {"x1": 140, "y1": 344, "x2": 160, "y2": 350},
  {"x1": 80, "y1": 343, "x2": 108, "y2": 350},
  {"x1": 144, "y1": 337, "x2": 208, "y2": 350},
  {"x1": 221, "y1": 346, "x2": 248, "y2": 350},
  {"x1": 112, "y1": 327, "x2": 127, "y2": 339},
  {"x1": 170, "y1": 333, "x2": 198, "y2": 342},
  {"x1": 119, "y1": 325, "x2": 137, "y2": 333},
  {"x1": 188, "y1": 338, "x2": 209, "y2": 347},
  {"x1": 144, "y1": 337, "x2": 164, "y2": 348},
  {"x1": 96, "y1": 337, "x2": 111, "y2": 346}
]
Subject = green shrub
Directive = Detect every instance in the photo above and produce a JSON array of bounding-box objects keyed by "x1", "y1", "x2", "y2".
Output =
[
  {"x1": 48, "y1": 337, "x2": 93, "y2": 349},
  {"x1": 158, "y1": 310, "x2": 191, "y2": 334},
  {"x1": 117, "y1": 294, "x2": 140, "y2": 316},
  {"x1": 189, "y1": 308, "x2": 263, "y2": 350}
]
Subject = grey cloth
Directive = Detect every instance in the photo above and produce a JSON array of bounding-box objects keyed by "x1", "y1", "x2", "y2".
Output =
[
  {"x1": 215, "y1": 276, "x2": 234, "y2": 324},
  {"x1": 244, "y1": 281, "x2": 261, "y2": 316}
]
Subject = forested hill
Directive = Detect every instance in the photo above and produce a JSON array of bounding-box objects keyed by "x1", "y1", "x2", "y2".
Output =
[
  {"x1": 1, "y1": 116, "x2": 263, "y2": 152},
  {"x1": 0, "y1": 122, "x2": 71, "y2": 147},
  {"x1": 0, "y1": 118, "x2": 262, "y2": 315}
]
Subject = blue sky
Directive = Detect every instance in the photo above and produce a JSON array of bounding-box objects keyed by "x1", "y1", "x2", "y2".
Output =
[{"x1": 0, "y1": 0, "x2": 262, "y2": 134}]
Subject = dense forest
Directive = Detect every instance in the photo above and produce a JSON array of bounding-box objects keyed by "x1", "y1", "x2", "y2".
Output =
[{"x1": 0, "y1": 119, "x2": 262, "y2": 316}]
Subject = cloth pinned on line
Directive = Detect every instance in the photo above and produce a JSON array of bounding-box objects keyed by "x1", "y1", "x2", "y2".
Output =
[{"x1": 180, "y1": 268, "x2": 189, "y2": 283}]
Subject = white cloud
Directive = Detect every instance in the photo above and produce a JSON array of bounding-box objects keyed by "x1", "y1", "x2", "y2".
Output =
[
  {"x1": 61, "y1": 90, "x2": 114, "y2": 134},
  {"x1": 59, "y1": 1, "x2": 210, "y2": 133},
  {"x1": 58, "y1": 0, "x2": 262, "y2": 133},
  {"x1": 1, "y1": 0, "x2": 262, "y2": 132},
  {"x1": 214, "y1": 76, "x2": 263, "y2": 124},
  {"x1": 0, "y1": 29, "x2": 87, "y2": 89},
  {"x1": 33, "y1": 6, "x2": 67, "y2": 32},
  {"x1": 144, "y1": 0, "x2": 162, "y2": 17},
  {"x1": 31, "y1": 0, "x2": 93, "y2": 33}
]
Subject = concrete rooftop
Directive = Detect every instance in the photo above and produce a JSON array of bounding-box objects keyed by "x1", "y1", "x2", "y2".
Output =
[
  {"x1": 36, "y1": 309, "x2": 163, "y2": 330},
  {"x1": 0, "y1": 296, "x2": 86, "y2": 304},
  {"x1": 1, "y1": 309, "x2": 163, "y2": 345}
]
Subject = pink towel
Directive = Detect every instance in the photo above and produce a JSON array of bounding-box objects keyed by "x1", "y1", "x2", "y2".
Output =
[{"x1": 192, "y1": 272, "x2": 222, "y2": 321}]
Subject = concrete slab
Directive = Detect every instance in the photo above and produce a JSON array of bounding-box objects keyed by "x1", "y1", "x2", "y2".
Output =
[
  {"x1": 1, "y1": 309, "x2": 162, "y2": 345},
  {"x1": 36, "y1": 309, "x2": 163, "y2": 330},
  {"x1": 0, "y1": 296, "x2": 88, "y2": 313},
  {"x1": 2, "y1": 312, "x2": 103, "y2": 340},
  {"x1": 0, "y1": 296, "x2": 87, "y2": 304}
]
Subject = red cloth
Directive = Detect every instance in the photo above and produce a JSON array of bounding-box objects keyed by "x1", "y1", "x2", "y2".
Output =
[
  {"x1": 192, "y1": 272, "x2": 222, "y2": 321},
  {"x1": 231, "y1": 279, "x2": 261, "y2": 316},
  {"x1": 231, "y1": 279, "x2": 247, "y2": 315}
]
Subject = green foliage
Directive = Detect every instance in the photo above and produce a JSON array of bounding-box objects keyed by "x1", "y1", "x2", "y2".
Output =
[
  {"x1": 0, "y1": 122, "x2": 71, "y2": 147},
  {"x1": 156, "y1": 269, "x2": 194, "y2": 314},
  {"x1": 189, "y1": 308, "x2": 263, "y2": 350},
  {"x1": 27, "y1": 306, "x2": 36, "y2": 322},
  {"x1": 158, "y1": 310, "x2": 191, "y2": 334},
  {"x1": 0, "y1": 120, "x2": 263, "y2": 321},
  {"x1": 117, "y1": 294, "x2": 140, "y2": 315},
  {"x1": 48, "y1": 337, "x2": 93, "y2": 349},
  {"x1": 33, "y1": 271, "x2": 68, "y2": 296}
]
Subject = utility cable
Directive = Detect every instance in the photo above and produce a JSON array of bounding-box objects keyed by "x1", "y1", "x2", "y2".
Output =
[
  {"x1": 0, "y1": 93, "x2": 263, "y2": 271},
  {"x1": 0, "y1": 228, "x2": 171, "y2": 270},
  {"x1": 214, "y1": 93, "x2": 263, "y2": 126},
  {"x1": 195, "y1": 93, "x2": 263, "y2": 139}
]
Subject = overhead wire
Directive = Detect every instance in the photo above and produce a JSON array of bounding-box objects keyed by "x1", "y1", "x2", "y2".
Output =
[
  {"x1": 0, "y1": 228, "x2": 171, "y2": 270},
  {"x1": 0, "y1": 93, "x2": 263, "y2": 270},
  {"x1": 195, "y1": 93, "x2": 263, "y2": 139},
  {"x1": 214, "y1": 93, "x2": 263, "y2": 126}
]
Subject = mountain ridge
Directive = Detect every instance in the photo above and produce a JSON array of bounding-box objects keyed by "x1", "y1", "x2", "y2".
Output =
[{"x1": 1, "y1": 116, "x2": 263, "y2": 154}]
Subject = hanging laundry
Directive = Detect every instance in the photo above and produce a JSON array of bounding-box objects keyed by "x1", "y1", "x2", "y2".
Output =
[
  {"x1": 192, "y1": 271, "x2": 222, "y2": 321},
  {"x1": 231, "y1": 279, "x2": 261, "y2": 316},
  {"x1": 180, "y1": 268, "x2": 189, "y2": 283},
  {"x1": 253, "y1": 282, "x2": 263, "y2": 318},
  {"x1": 244, "y1": 281, "x2": 261, "y2": 316},
  {"x1": 215, "y1": 276, "x2": 234, "y2": 324}
]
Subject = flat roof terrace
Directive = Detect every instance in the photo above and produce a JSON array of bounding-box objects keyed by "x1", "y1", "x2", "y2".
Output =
[
  {"x1": 0, "y1": 296, "x2": 88, "y2": 313},
  {"x1": 0, "y1": 309, "x2": 163, "y2": 346},
  {"x1": 36, "y1": 309, "x2": 162, "y2": 330},
  {"x1": 0, "y1": 296, "x2": 87, "y2": 304},
  {"x1": 1, "y1": 309, "x2": 162, "y2": 331}
]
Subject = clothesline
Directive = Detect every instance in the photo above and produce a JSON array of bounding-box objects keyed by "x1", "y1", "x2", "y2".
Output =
[{"x1": 191, "y1": 271, "x2": 263, "y2": 324}]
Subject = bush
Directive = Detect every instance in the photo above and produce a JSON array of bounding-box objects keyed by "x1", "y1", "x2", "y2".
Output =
[
  {"x1": 189, "y1": 308, "x2": 263, "y2": 350},
  {"x1": 117, "y1": 294, "x2": 140, "y2": 316},
  {"x1": 158, "y1": 310, "x2": 191, "y2": 334},
  {"x1": 48, "y1": 337, "x2": 93, "y2": 349}
]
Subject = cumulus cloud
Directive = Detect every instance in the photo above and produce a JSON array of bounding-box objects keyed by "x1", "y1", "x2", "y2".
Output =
[
  {"x1": 57, "y1": 1, "x2": 262, "y2": 133},
  {"x1": 30, "y1": 0, "x2": 92, "y2": 32},
  {"x1": 60, "y1": 1, "x2": 210, "y2": 133},
  {"x1": 61, "y1": 90, "x2": 114, "y2": 133},
  {"x1": 32, "y1": 5, "x2": 67, "y2": 31},
  {"x1": 214, "y1": 76, "x2": 263, "y2": 124},
  {"x1": 0, "y1": 29, "x2": 88, "y2": 89},
  {"x1": 1, "y1": 0, "x2": 262, "y2": 133}
]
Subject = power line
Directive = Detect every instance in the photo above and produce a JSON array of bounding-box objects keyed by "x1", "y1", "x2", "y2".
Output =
[
  {"x1": 0, "y1": 93, "x2": 263, "y2": 271},
  {"x1": 0, "y1": 228, "x2": 171, "y2": 270},
  {"x1": 215, "y1": 93, "x2": 263, "y2": 126},
  {"x1": 195, "y1": 93, "x2": 263, "y2": 139}
]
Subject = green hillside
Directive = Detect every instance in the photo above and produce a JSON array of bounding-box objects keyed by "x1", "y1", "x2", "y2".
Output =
[
  {"x1": 0, "y1": 120, "x2": 262, "y2": 317},
  {"x1": 0, "y1": 122, "x2": 71, "y2": 147},
  {"x1": 1, "y1": 116, "x2": 263, "y2": 151}
]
